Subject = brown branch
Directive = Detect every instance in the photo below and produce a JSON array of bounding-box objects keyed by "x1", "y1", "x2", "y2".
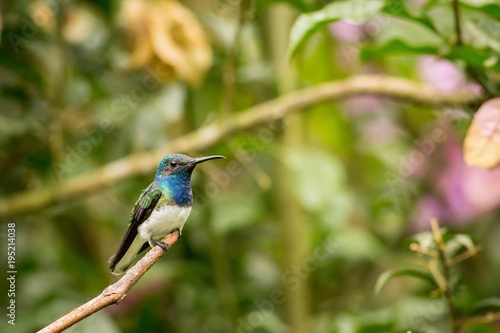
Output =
[
  {"x1": 452, "y1": 0, "x2": 462, "y2": 46},
  {"x1": 457, "y1": 311, "x2": 500, "y2": 327},
  {"x1": 0, "y1": 7, "x2": 3, "y2": 47},
  {"x1": 36, "y1": 230, "x2": 180, "y2": 333},
  {"x1": 0, "y1": 75, "x2": 484, "y2": 218},
  {"x1": 221, "y1": 0, "x2": 250, "y2": 118}
]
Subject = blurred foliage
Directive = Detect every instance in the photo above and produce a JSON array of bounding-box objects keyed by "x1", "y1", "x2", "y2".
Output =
[{"x1": 0, "y1": 0, "x2": 500, "y2": 332}]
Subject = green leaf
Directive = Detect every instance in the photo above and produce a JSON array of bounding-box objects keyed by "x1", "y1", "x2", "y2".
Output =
[
  {"x1": 382, "y1": 0, "x2": 437, "y2": 33},
  {"x1": 331, "y1": 228, "x2": 385, "y2": 262},
  {"x1": 460, "y1": 0, "x2": 498, "y2": 7},
  {"x1": 359, "y1": 16, "x2": 442, "y2": 61},
  {"x1": 284, "y1": 148, "x2": 349, "y2": 211},
  {"x1": 462, "y1": 0, "x2": 500, "y2": 20},
  {"x1": 477, "y1": 4, "x2": 500, "y2": 21},
  {"x1": 461, "y1": 0, "x2": 500, "y2": 6},
  {"x1": 361, "y1": 39, "x2": 438, "y2": 60},
  {"x1": 375, "y1": 268, "x2": 437, "y2": 294},
  {"x1": 0, "y1": 48, "x2": 45, "y2": 91},
  {"x1": 256, "y1": 0, "x2": 311, "y2": 12},
  {"x1": 473, "y1": 297, "x2": 500, "y2": 313},
  {"x1": 467, "y1": 17, "x2": 500, "y2": 54},
  {"x1": 288, "y1": 0, "x2": 385, "y2": 59},
  {"x1": 413, "y1": 230, "x2": 436, "y2": 252},
  {"x1": 453, "y1": 234, "x2": 476, "y2": 251},
  {"x1": 445, "y1": 44, "x2": 500, "y2": 72},
  {"x1": 211, "y1": 194, "x2": 264, "y2": 235},
  {"x1": 445, "y1": 233, "x2": 477, "y2": 257}
]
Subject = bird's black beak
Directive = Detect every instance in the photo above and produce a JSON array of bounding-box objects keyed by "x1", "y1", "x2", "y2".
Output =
[{"x1": 191, "y1": 155, "x2": 225, "y2": 165}]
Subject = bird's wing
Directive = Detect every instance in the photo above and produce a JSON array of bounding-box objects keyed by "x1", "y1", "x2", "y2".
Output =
[{"x1": 108, "y1": 182, "x2": 162, "y2": 272}]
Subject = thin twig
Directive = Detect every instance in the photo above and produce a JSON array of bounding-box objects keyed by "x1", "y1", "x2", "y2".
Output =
[
  {"x1": 36, "y1": 230, "x2": 180, "y2": 333},
  {"x1": 0, "y1": 75, "x2": 484, "y2": 218},
  {"x1": 0, "y1": 7, "x2": 3, "y2": 46},
  {"x1": 458, "y1": 311, "x2": 500, "y2": 327},
  {"x1": 213, "y1": 4, "x2": 252, "y2": 327},
  {"x1": 430, "y1": 218, "x2": 459, "y2": 333},
  {"x1": 447, "y1": 245, "x2": 481, "y2": 267},
  {"x1": 452, "y1": 0, "x2": 494, "y2": 96},
  {"x1": 222, "y1": 0, "x2": 269, "y2": 188},
  {"x1": 221, "y1": 0, "x2": 251, "y2": 119},
  {"x1": 409, "y1": 242, "x2": 438, "y2": 257},
  {"x1": 452, "y1": 0, "x2": 462, "y2": 46},
  {"x1": 452, "y1": 0, "x2": 496, "y2": 98}
]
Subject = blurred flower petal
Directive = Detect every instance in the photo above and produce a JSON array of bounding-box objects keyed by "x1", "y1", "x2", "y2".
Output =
[
  {"x1": 464, "y1": 98, "x2": 500, "y2": 168},
  {"x1": 413, "y1": 136, "x2": 500, "y2": 229},
  {"x1": 412, "y1": 196, "x2": 449, "y2": 231},
  {"x1": 437, "y1": 142, "x2": 477, "y2": 221},
  {"x1": 464, "y1": 165, "x2": 500, "y2": 215},
  {"x1": 120, "y1": 0, "x2": 212, "y2": 85},
  {"x1": 419, "y1": 56, "x2": 482, "y2": 94},
  {"x1": 328, "y1": 20, "x2": 365, "y2": 43},
  {"x1": 122, "y1": 0, "x2": 155, "y2": 68},
  {"x1": 63, "y1": 6, "x2": 105, "y2": 48},
  {"x1": 29, "y1": 0, "x2": 56, "y2": 33}
]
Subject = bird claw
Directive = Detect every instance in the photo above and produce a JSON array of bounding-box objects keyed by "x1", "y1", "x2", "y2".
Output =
[
  {"x1": 151, "y1": 238, "x2": 168, "y2": 251},
  {"x1": 149, "y1": 229, "x2": 182, "y2": 252}
]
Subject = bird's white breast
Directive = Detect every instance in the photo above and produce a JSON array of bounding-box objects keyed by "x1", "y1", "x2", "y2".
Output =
[{"x1": 138, "y1": 205, "x2": 192, "y2": 241}]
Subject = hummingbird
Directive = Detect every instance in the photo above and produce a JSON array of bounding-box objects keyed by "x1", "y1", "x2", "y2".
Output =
[{"x1": 108, "y1": 153, "x2": 225, "y2": 274}]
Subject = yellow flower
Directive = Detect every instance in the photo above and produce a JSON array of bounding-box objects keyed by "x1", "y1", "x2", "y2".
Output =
[{"x1": 120, "y1": 0, "x2": 212, "y2": 85}]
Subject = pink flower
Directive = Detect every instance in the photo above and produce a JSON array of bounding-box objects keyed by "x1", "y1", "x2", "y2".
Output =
[
  {"x1": 419, "y1": 56, "x2": 482, "y2": 94},
  {"x1": 412, "y1": 137, "x2": 500, "y2": 230},
  {"x1": 328, "y1": 20, "x2": 365, "y2": 44}
]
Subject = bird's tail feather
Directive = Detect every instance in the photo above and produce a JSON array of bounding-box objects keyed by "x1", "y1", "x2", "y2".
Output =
[{"x1": 109, "y1": 236, "x2": 146, "y2": 275}]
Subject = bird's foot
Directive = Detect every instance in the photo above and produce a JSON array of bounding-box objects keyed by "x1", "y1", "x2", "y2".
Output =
[
  {"x1": 150, "y1": 238, "x2": 168, "y2": 251},
  {"x1": 174, "y1": 228, "x2": 182, "y2": 236}
]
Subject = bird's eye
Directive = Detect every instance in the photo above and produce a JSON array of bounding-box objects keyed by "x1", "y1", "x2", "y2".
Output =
[{"x1": 169, "y1": 161, "x2": 177, "y2": 168}]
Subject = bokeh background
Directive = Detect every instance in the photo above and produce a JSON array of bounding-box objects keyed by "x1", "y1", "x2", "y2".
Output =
[{"x1": 0, "y1": 0, "x2": 499, "y2": 332}]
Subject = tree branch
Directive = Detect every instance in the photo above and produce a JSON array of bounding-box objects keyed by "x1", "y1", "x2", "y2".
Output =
[
  {"x1": 452, "y1": 0, "x2": 462, "y2": 46},
  {"x1": 0, "y1": 75, "x2": 483, "y2": 218},
  {"x1": 36, "y1": 230, "x2": 180, "y2": 333},
  {"x1": 457, "y1": 311, "x2": 500, "y2": 327}
]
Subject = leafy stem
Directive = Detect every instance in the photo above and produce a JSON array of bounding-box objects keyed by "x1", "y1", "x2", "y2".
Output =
[
  {"x1": 376, "y1": 218, "x2": 486, "y2": 332},
  {"x1": 430, "y1": 218, "x2": 459, "y2": 333}
]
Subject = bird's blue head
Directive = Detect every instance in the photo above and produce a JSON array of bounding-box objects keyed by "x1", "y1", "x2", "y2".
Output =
[{"x1": 155, "y1": 154, "x2": 225, "y2": 206}]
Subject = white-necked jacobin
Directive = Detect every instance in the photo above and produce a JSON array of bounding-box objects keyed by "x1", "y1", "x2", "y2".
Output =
[{"x1": 108, "y1": 153, "x2": 225, "y2": 274}]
